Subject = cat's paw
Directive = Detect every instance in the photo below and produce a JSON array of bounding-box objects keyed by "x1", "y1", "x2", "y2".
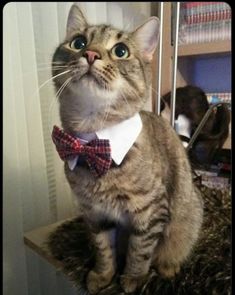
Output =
[
  {"x1": 158, "y1": 263, "x2": 180, "y2": 278},
  {"x1": 120, "y1": 274, "x2": 147, "y2": 294},
  {"x1": 86, "y1": 269, "x2": 114, "y2": 294}
]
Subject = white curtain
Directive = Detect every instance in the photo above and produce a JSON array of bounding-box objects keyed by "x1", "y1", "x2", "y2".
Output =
[{"x1": 3, "y1": 2, "x2": 151, "y2": 294}]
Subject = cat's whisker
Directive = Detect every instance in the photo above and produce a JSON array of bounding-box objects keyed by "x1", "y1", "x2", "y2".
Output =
[
  {"x1": 40, "y1": 66, "x2": 67, "y2": 70},
  {"x1": 122, "y1": 96, "x2": 132, "y2": 112},
  {"x1": 33, "y1": 69, "x2": 71, "y2": 97},
  {"x1": 48, "y1": 97, "x2": 60, "y2": 133},
  {"x1": 22, "y1": 66, "x2": 68, "y2": 77},
  {"x1": 135, "y1": 154, "x2": 153, "y2": 165},
  {"x1": 119, "y1": 89, "x2": 132, "y2": 113},
  {"x1": 55, "y1": 76, "x2": 73, "y2": 98},
  {"x1": 99, "y1": 101, "x2": 111, "y2": 130},
  {"x1": 150, "y1": 86, "x2": 167, "y2": 105},
  {"x1": 48, "y1": 76, "x2": 74, "y2": 133},
  {"x1": 37, "y1": 61, "x2": 65, "y2": 66},
  {"x1": 33, "y1": 63, "x2": 64, "y2": 70},
  {"x1": 150, "y1": 86, "x2": 159, "y2": 97},
  {"x1": 45, "y1": 65, "x2": 68, "y2": 68},
  {"x1": 119, "y1": 87, "x2": 143, "y2": 114},
  {"x1": 98, "y1": 101, "x2": 107, "y2": 130}
]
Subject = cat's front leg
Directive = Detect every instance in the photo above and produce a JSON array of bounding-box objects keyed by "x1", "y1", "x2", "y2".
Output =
[
  {"x1": 121, "y1": 215, "x2": 167, "y2": 293},
  {"x1": 86, "y1": 225, "x2": 116, "y2": 294}
]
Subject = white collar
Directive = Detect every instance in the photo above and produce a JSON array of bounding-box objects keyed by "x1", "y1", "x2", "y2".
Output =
[{"x1": 68, "y1": 113, "x2": 142, "y2": 170}]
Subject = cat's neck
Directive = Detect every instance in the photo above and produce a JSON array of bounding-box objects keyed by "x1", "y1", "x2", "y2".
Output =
[
  {"x1": 59, "y1": 88, "x2": 146, "y2": 133},
  {"x1": 61, "y1": 109, "x2": 135, "y2": 134}
]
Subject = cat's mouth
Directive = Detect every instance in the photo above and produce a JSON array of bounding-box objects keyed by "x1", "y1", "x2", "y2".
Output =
[
  {"x1": 80, "y1": 71, "x2": 96, "y2": 81},
  {"x1": 78, "y1": 69, "x2": 110, "y2": 90},
  {"x1": 81, "y1": 73, "x2": 101, "y2": 87}
]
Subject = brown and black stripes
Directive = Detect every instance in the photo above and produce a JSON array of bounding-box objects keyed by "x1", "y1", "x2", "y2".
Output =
[
  {"x1": 87, "y1": 218, "x2": 117, "y2": 234},
  {"x1": 133, "y1": 218, "x2": 167, "y2": 240},
  {"x1": 102, "y1": 65, "x2": 117, "y2": 80},
  {"x1": 56, "y1": 5, "x2": 203, "y2": 293},
  {"x1": 120, "y1": 198, "x2": 170, "y2": 276},
  {"x1": 130, "y1": 199, "x2": 170, "y2": 246},
  {"x1": 82, "y1": 25, "x2": 104, "y2": 44},
  {"x1": 116, "y1": 194, "x2": 130, "y2": 202},
  {"x1": 132, "y1": 209, "x2": 170, "y2": 237},
  {"x1": 85, "y1": 216, "x2": 117, "y2": 276},
  {"x1": 119, "y1": 71, "x2": 140, "y2": 96},
  {"x1": 117, "y1": 32, "x2": 124, "y2": 40},
  {"x1": 89, "y1": 229, "x2": 116, "y2": 275},
  {"x1": 123, "y1": 213, "x2": 169, "y2": 277},
  {"x1": 92, "y1": 67, "x2": 116, "y2": 85},
  {"x1": 83, "y1": 24, "x2": 116, "y2": 46}
]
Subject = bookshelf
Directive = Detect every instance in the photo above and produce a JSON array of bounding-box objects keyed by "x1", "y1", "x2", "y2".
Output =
[
  {"x1": 177, "y1": 40, "x2": 231, "y2": 57},
  {"x1": 151, "y1": 2, "x2": 231, "y2": 150},
  {"x1": 24, "y1": 220, "x2": 65, "y2": 269}
]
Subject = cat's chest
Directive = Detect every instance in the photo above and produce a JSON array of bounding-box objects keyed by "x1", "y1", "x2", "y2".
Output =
[
  {"x1": 90, "y1": 200, "x2": 130, "y2": 225},
  {"x1": 65, "y1": 160, "x2": 154, "y2": 224},
  {"x1": 64, "y1": 163, "x2": 146, "y2": 222}
]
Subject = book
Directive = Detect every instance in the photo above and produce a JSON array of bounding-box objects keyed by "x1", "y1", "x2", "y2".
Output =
[
  {"x1": 206, "y1": 92, "x2": 231, "y2": 105},
  {"x1": 179, "y1": 2, "x2": 231, "y2": 44}
]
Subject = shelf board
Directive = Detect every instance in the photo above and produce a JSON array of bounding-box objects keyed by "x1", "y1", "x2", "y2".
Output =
[
  {"x1": 177, "y1": 40, "x2": 231, "y2": 57},
  {"x1": 24, "y1": 218, "x2": 73, "y2": 270}
]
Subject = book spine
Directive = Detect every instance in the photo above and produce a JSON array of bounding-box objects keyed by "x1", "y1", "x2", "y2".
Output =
[
  {"x1": 179, "y1": 2, "x2": 231, "y2": 44},
  {"x1": 206, "y1": 93, "x2": 231, "y2": 106}
]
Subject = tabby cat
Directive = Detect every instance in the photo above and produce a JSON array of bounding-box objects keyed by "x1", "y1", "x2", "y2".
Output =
[
  {"x1": 51, "y1": 4, "x2": 203, "y2": 294},
  {"x1": 161, "y1": 85, "x2": 230, "y2": 164}
]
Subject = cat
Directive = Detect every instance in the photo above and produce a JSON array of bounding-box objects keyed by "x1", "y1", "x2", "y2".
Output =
[
  {"x1": 161, "y1": 85, "x2": 230, "y2": 165},
  {"x1": 51, "y1": 4, "x2": 203, "y2": 294}
]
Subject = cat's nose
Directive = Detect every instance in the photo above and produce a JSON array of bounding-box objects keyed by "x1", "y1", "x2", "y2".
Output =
[{"x1": 83, "y1": 50, "x2": 101, "y2": 65}]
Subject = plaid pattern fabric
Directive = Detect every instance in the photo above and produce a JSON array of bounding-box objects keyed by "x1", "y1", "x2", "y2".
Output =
[{"x1": 52, "y1": 126, "x2": 112, "y2": 177}]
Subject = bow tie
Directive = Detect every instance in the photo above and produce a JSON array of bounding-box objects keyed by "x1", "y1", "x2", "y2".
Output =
[{"x1": 51, "y1": 126, "x2": 112, "y2": 177}]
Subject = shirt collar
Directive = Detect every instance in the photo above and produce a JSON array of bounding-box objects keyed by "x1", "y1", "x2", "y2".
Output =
[{"x1": 68, "y1": 113, "x2": 142, "y2": 170}]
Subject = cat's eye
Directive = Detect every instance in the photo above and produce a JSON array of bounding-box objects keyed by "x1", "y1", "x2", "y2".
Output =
[
  {"x1": 70, "y1": 35, "x2": 87, "y2": 50},
  {"x1": 112, "y1": 43, "x2": 129, "y2": 59}
]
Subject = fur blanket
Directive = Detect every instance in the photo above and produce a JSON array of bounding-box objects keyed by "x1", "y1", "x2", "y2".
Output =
[{"x1": 47, "y1": 183, "x2": 231, "y2": 295}]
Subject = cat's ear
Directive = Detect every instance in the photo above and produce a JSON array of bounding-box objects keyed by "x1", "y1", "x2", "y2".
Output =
[
  {"x1": 66, "y1": 4, "x2": 88, "y2": 37},
  {"x1": 132, "y1": 17, "x2": 160, "y2": 61}
]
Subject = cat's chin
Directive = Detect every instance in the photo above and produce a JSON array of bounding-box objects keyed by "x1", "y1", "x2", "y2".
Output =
[
  {"x1": 77, "y1": 72, "x2": 109, "y2": 92},
  {"x1": 70, "y1": 77, "x2": 119, "y2": 105},
  {"x1": 80, "y1": 73, "x2": 99, "y2": 85}
]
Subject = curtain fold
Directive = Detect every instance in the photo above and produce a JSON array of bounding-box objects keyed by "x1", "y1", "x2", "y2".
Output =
[{"x1": 3, "y1": 2, "x2": 151, "y2": 294}]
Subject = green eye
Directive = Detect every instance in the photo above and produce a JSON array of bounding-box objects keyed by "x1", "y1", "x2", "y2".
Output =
[
  {"x1": 112, "y1": 43, "x2": 129, "y2": 58},
  {"x1": 70, "y1": 35, "x2": 87, "y2": 50}
]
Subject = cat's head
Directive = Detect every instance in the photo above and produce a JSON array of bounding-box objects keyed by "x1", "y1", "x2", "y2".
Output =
[{"x1": 52, "y1": 4, "x2": 159, "y2": 132}]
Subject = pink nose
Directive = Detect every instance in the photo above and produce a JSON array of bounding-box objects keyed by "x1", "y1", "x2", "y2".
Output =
[{"x1": 83, "y1": 50, "x2": 101, "y2": 64}]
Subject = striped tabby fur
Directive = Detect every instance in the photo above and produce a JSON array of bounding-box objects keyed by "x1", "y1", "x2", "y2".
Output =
[{"x1": 52, "y1": 4, "x2": 203, "y2": 294}]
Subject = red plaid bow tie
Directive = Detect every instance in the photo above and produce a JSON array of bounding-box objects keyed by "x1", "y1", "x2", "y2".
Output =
[{"x1": 51, "y1": 126, "x2": 112, "y2": 177}]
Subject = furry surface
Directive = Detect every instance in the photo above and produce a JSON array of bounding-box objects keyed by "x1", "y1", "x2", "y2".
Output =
[{"x1": 47, "y1": 183, "x2": 231, "y2": 295}]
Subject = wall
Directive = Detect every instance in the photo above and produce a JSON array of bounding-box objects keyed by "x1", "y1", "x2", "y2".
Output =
[{"x1": 191, "y1": 54, "x2": 231, "y2": 93}]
